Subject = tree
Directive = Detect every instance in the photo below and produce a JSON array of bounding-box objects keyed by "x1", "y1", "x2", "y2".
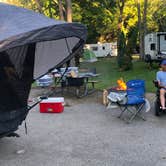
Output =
[
  {"x1": 117, "y1": 0, "x2": 124, "y2": 68},
  {"x1": 66, "y1": 0, "x2": 72, "y2": 22},
  {"x1": 136, "y1": 0, "x2": 148, "y2": 59},
  {"x1": 153, "y1": 0, "x2": 166, "y2": 31},
  {"x1": 34, "y1": 0, "x2": 43, "y2": 13},
  {"x1": 117, "y1": 0, "x2": 128, "y2": 70},
  {"x1": 117, "y1": 0, "x2": 126, "y2": 60},
  {"x1": 58, "y1": 0, "x2": 65, "y2": 20},
  {"x1": 73, "y1": 0, "x2": 117, "y2": 43}
]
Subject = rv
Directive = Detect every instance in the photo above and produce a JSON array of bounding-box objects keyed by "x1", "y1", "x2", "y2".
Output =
[
  {"x1": 144, "y1": 32, "x2": 166, "y2": 63},
  {"x1": 85, "y1": 42, "x2": 117, "y2": 58},
  {"x1": 111, "y1": 42, "x2": 118, "y2": 56}
]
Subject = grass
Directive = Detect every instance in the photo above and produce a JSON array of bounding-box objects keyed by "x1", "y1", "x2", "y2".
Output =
[{"x1": 80, "y1": 57, "x2": 159, "y2": 92}]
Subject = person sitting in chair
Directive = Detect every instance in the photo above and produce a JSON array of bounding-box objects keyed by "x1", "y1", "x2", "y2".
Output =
[{"x1": 156, "y1": 60, "x2": 166, "y2": 110}]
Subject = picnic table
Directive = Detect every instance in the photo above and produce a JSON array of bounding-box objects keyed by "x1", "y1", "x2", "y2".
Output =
[
  {"x1": 53, "y1": 70, "x2": 100, "y2": 98},
  {"x1": 52, "y1": 67, "x2": 100, "y2": 98},
  {"x1": 66, "y1": 72, "x2": 100, "y2": 98}
]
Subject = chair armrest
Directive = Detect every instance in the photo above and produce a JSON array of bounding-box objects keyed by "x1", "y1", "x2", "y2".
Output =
[
  {"x1": 153, "y1": 80, "x2": 166, "y2": 90},
  {"x1": 153, "y1": 80, "x2": 160, "y2": 88}
]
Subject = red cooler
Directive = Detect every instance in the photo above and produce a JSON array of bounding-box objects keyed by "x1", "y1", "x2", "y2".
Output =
[{"x1": 40, "y1": 97, "x2": 64, "y2": 113}]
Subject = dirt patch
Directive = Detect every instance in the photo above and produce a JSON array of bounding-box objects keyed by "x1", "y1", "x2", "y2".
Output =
[
  {"x1": 29, "y1": 87, "x2": 155, "y2": 108},
  {"x1": 29, "y1": 87, "x2": 103, "y2": 107}
]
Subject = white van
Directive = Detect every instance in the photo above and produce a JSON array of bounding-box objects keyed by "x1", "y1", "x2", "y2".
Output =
[{"x1": 144, "y1": 32, "x2": 166, "y2": 62}]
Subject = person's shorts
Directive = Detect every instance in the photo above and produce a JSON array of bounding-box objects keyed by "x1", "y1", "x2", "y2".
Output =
[{"x1": 160, "y1": 87, "x2": 166, "y2": 90}]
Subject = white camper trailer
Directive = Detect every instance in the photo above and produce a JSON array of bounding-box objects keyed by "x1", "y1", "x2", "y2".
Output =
[
  {"x1": 111, "y1": 42, "x2": 118, "y2": 56},
  {"x1": 144, "y1": 32, "x2": 166, "y2": 63},
  {"x1": 85, "y1": 43, "x2": 116, "y2": 57}
]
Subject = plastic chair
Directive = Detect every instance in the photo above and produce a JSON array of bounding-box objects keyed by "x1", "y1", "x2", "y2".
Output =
[{"x1": 117, "y1": 79, "x2": 146, "y2": 123}]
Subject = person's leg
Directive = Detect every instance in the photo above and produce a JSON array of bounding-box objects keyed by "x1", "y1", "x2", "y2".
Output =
[{"x1": 160, "y1": 88, "x2": 166, "y2": 109}]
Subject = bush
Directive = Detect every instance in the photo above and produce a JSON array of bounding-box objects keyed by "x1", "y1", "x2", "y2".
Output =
[{"x1": 118, "y1": 55, "x2": 132, "y2": 71}]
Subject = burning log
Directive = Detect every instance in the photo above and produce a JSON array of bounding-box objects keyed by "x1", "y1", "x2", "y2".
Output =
[{"x1": 116, "y1": 78, "x2": 127, "y2": 90}]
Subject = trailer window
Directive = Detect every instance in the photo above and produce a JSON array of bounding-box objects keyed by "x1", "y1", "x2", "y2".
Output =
[
  {"x1": 150, "y1": 43, "x2": 156, "y2": 50},
  {"x1": 102, "y1": 46, "x2": 105, "y2": 50},
  {"x1": 91, "y1": 47, "x2": 98, "y2": 51},
  {"x1": 165, "y1": 35, "x2": 166, "y2": 40}
]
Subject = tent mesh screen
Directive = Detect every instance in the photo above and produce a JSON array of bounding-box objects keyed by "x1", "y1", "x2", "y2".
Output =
[{"x1": 0, "y1": 44, "x2": 35, "y2": 134}]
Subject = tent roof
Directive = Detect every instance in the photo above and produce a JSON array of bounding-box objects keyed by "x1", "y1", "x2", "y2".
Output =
[{"x1": 0, "y1": 2, "x2": 87, "y2": 52}]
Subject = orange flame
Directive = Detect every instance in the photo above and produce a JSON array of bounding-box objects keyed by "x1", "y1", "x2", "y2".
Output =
[{"x1": 116, "y1": 78, "x2": 127, "y2": 90}]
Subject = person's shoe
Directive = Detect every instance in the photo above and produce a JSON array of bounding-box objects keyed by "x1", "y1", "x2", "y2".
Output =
[{"x1": 160, "y1": 107, "x2": 166, "y2": 111}]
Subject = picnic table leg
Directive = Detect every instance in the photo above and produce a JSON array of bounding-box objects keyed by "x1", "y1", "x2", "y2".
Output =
[
  {"x1": 76, "y1": 87, "x2": 80, "y2": 97},
  {"x1": 84, "y1": 78, "x2": 88, "y2": 96},
  {"x1": 76, "y1": 78, "x2": 88, "y2": 98},
  {"x1": 92, "y1": 82, "x2": 95, "y2": 89}
]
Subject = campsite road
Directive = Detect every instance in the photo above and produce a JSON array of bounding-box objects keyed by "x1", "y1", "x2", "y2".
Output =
[{"x1": 0, "y1": 89, "x2": 166, "y2": 166}]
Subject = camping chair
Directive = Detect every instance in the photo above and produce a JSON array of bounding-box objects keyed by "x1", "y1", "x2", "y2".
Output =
[{"x1": 117, "y1": 79, "x2": 146, "y2": 123}]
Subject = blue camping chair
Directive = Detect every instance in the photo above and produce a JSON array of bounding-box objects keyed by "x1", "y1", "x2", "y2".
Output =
[{"x1": 118, "y1": 79, "x2": 146, "y2": 123}]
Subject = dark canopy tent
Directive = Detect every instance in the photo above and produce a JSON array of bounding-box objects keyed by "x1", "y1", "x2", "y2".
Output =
[{"x1": 0, "y1": 3, "x2": 87, "y2": 137}]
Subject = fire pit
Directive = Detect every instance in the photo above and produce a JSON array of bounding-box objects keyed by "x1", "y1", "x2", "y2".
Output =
[{"x1": 107, "y1": 78, "x2": 127, "y2": 104}]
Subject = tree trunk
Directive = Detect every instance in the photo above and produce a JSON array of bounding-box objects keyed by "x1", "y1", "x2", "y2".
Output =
[
  {"x1": 48, "y1": 0, "x2": 53, "y2": 18},
  {"x1": 117, "y1": 0, "x2": 126, "y2": 69},
  {"x1": 143, "y1": 0, "x2": 148, "y2": 35},
  {"x1": 117, "y1": 0, "x2": 125, "y2": 58},
  {"x1": 34, "y1": 0, "x2": 43, "y2": 13},
  {"x1": 66, "y1": 0, "x2": 72, "y2": 22},
  {"x1": 137, "y1": 0, "x2": 143, "y2": 59},
  {"x1": 137, "y1": 0, "x2": 148, "y2": 60},
  {"x1": 58, "y1": 0, "x2": 65, "y2": 20},
  {"x1": 142, "y1": 0, "x2": 148, "y2": 59}
]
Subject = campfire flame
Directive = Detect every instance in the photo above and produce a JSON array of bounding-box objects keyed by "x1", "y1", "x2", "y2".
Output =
[{"x1": 116, "y1": 78, "x2": 127, "y2": 90}]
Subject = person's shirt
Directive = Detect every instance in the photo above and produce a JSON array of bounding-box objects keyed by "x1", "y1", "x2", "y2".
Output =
[{"x1": 156, "y1": 71, "x2": 166, "y2": 86}]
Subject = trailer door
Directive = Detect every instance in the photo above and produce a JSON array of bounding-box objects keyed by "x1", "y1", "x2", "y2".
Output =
[{"x1": 159, "y1": 34, "x2": 166, "y2": 54}]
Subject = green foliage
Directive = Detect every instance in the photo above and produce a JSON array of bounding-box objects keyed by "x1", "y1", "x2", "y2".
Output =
[
  {"x1": 116, "y1": 0, "x2": 137, "y2": 71},
  {"x1": 123, "y1": 0, "x2": 138, "y2": 35},
  {"x1": 5, "y1": 0, "x2": 166, "y2": 43},
  {"x1": 73, "y1": 0, "x2": 117, "y2": 43},
  {"x1": 80, "y1": 57, "x2": 157, "y2": 92},
  {"x1": 3, "y1": 0, "x2": 166, "y2": 71},
  {"x1": 119, "y1": 55, "x2": 133, "y2": 71},
  {"x1": 117, "y1": 30, "x2": 132, "y2": 71},
  {"x1": 152, "y1": 0, "x2": 166, "y2": 32},
  {"x1": 126, "y1": 26, "x2": 138, "y2": 55},
  {"x1": 145, "y1": 0, "x2": 166, "y2": 32}
]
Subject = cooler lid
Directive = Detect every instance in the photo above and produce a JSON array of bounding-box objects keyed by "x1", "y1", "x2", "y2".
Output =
[{"x1": 40, "y1": 97, "x2": 64, "y2": 103}]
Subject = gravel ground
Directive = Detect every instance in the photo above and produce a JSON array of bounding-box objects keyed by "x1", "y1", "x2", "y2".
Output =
[{"x1": 0, "y1": 88, "x2": 166, "y2": 166}]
